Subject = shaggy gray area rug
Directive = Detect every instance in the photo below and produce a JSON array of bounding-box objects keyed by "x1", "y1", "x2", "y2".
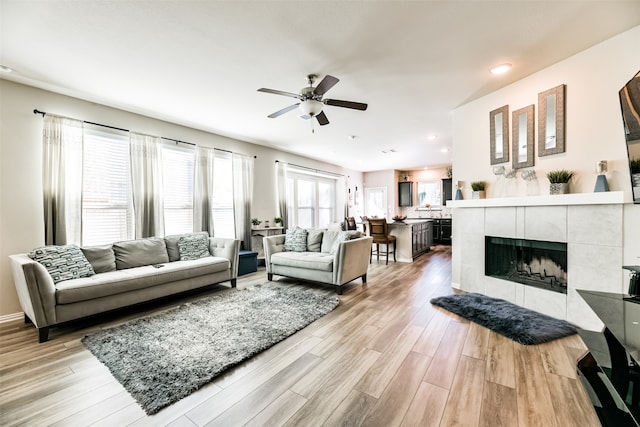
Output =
[
  {"x1": 430, "y1": 292, "x2": 577, "y2": 345},
  {"x1": 82, "y1": 283, "x2": 339, "y2": 415}
]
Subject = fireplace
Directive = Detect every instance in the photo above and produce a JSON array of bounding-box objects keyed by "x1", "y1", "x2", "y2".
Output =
[{"x1": 485, "y1": 236, "x2": 568, "y2": 294}]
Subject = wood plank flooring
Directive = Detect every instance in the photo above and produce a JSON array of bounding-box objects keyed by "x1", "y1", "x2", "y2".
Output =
[{"x1": 0, "y1": 246, "x2": 601, "y2": 426}]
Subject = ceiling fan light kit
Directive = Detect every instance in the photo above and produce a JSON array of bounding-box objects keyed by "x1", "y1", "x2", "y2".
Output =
[{"x1": 258, "y1": 74, "x2": 367, "y2": 127}]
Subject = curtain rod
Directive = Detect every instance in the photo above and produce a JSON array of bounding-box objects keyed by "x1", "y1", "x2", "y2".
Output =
[
  {"x1": 275, "y1": 160, "x2": 344, "y2": 178},
  {"x1": 34, "y1": 109, "x2": 256, "y2": 157}
]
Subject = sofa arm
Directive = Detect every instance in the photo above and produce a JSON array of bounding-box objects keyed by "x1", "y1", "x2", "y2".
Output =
[
  {"x1": 209, "y1": 238, "x2": 240, "y2": 279},
  {"x1": 334, "y1": 236, "x2": 373, "y2": 285},
  {"x1": 263, "y1": 234, "x2": 286, "y2": 273},
  {"x1": 9, "y1": 254, "x2": 57, "y2": 327}
]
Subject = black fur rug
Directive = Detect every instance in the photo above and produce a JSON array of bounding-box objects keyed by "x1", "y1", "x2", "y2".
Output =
[{"x1": 430, "y1": 292, "x2": 577, "y2": 345}]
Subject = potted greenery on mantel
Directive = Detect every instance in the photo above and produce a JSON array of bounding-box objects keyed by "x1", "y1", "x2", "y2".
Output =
[
  {"x1": 546, "y1": 169, "x2": 575, "y2": 195},
  {"x1": 471, "y1": 181, "x2": 486, "y2": 199}
]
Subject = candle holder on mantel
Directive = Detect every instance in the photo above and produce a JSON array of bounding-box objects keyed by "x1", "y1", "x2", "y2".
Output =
[{"x1": 594, "y1": 160, "x2": 610, "y2": 192}]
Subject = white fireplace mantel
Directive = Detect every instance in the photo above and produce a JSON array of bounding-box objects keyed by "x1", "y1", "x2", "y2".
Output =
[{"x1": 447, "y1": 191, "x2": 624, "y2": 208}]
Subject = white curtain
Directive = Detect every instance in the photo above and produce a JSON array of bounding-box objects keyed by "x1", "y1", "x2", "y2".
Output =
[
  {"x1": 42, "y1": 115, "x2": 83, "y2": 245},
  {"x1": 193, "y1": 145, "x2": 215, "y2": 235},
  {"x1": 130, "y1": 133, "x2": 164, "y2": 238},
  {"x1": 275, "y1": 161, "x2": 289, "y2": 230},
  {"x1": 233, "y1": 153, "x2": 254, "y2": 250}
]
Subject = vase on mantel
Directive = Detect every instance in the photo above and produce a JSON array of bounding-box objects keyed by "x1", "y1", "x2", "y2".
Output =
[
  {"x1": 472, "y1": 190, "x2": 486, "y2": 199},
  {"x1": 549, "y1": 183, "x2": 569, "y2": 195}
]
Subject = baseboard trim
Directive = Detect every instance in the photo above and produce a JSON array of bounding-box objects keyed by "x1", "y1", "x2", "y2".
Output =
[{"x1": 0, "y1": 312, "x2": 23, "y2": 324}]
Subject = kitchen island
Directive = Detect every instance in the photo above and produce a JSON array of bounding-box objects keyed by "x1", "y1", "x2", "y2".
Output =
[{"x1": 387, "y1": 219, "x2": 433, "y2": 262}]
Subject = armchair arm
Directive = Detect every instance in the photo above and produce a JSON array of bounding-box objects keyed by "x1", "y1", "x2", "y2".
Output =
[
  {"x1": 209, "y1": 238, "x2": 240, "y2": 279},
  {"x1": 263, "y1": 234, "x2": 286, "y2": 273},
  {"x1": 334, "y1": 236, "x2": 373, "y2": 285},
  {"x1": 9, "y1": 254, "x2": 57, "y2": 327}
]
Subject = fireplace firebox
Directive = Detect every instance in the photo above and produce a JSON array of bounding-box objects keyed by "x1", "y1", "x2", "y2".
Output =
[{"x1": 485, "y1": 236, "x2": 568, "y2": 294}]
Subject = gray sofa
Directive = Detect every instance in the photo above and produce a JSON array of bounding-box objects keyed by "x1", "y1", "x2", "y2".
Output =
[
  {"x1": 9, "y1": 232, "x2": 240, "y2": 342},
  {"x1": 263, "y1": 229, "x2": 373, "y2": 294}
]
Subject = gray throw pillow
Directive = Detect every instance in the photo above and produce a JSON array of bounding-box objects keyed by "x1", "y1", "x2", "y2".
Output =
[
  {"x1": 306, "y1": 229, "x2": 324, "y2": 252},
  {"x1": 284, "y1": 227, "x2": 308, "y2": 252},
  {"x1": 113, "y1": 237, "x2": 169, "y2": 270},
  {"x1": 178, "y1": 234, "x2": 211, "y2": 260},
  {"x1": 81, "y1": 245, "x2": 116, "y2": 273},
  {"x1": 29, "y1": 245, "x2": 95, "y2": 284}
]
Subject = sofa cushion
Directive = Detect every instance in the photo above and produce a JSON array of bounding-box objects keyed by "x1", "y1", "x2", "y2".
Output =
[
  {"x1": 55, "y1": 256, "x2": 230, "y2": 304},
  {"x1": 284, "y1": 227, "x2": 308, "y2": 252},
  {"x1": 81, "y1": 245, "x2": 116, "y2": 273},
  {"x1": 321, "y1": 230, "x2": 345, "y2": 253},
  {"x1": 178, "y1": 234, "x2": 211, "y2": 260},
  {"x1": 306, "y1": 229, "x2": 323, "y2": 252},
  {"x1": 164, "y1": 232, "x2": 209, "y2": 262},
  {"x1": 329, "y1": 231, "x2": 349, "y2": 254},
  {"x1": 270, "y1": 252, "x2": 334, "y2": 272},
  {"x1": 113, "y1": 237, "x2": 169, "y2": 270},
  {"x1": 29, "y1": 245, "x2": 95, "y2": 284}
]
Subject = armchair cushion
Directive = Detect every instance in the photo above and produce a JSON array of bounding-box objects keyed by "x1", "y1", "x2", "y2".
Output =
[{"x1": 306, "y1": 229, "x2": 324, "y2": 252}]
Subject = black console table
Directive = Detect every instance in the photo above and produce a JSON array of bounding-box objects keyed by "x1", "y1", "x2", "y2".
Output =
[{"x1": 577, "y1": 289, "x2": 640, "y2": 426}]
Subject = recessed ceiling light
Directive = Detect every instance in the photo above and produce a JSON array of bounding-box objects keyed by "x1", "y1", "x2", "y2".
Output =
[
  {"x1": 0, "y1": 65, "x2": 13, "y2": 73},
  {"x1": 423, "y1": 167, "x2": 429, "y2": 170},
  {"x1": 440, "y1": 147, "x2": 449, "y2": 153},
  {"x1": 490, "y1": 63, "x2": 512, "y2": 75},
  {"x1": 427, "y1": 135, "x2": 436, "y2": 140}
]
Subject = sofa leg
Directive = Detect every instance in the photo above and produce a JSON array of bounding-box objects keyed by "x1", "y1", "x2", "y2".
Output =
[
  {"x1": 230, "y1": 278, "x2": 237, "y2": 288},
  {"x1": 336, "y1": 286, "x2": 343, "y2": 295},
  {"x1": 268, "y1": 273, "x2": 273, "y2": 281},
  {"x1": 362, "y1": 273, "x2": 367, "y2": 283},
  {"x1": 38, "y1": 327, "x2": 50, "y2": 343}
]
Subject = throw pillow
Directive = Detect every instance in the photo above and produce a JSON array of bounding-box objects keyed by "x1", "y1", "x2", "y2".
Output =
[
  {"x1": 81, "y1": 245, "x2": 116, "y2": 273},
  {"x1": 178, "y1": 234, "x2": 211, "y2": 260},
  {"x1": 29, "y1": 245, "x2": 95, "y2": 284},
  {"x1": 306, "y1": 229, "x2": 324, "y2": 252},
  {"x1": 284, "y1": 227, "x2": 308, "y2": 252},
  {"x1": 321, "y1": 230, "x2": 343, "y2": 253},
  {"x1": 329, "y1": 231, "x2": 349, "y2": 254},
  {"x1": 164, "y1": 232, "x2": 210, "y2": 262}
]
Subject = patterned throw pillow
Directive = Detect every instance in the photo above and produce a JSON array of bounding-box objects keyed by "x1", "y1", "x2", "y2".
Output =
[
  {"x1": 29, "y1": 245, "x2": 95, "y2": 284},
  {"x1": 178, "y1": 235, "x2": 211, "y2": 261},
  {"x1": 284, "y1": 227, "x2": 308, "y2": 252}
]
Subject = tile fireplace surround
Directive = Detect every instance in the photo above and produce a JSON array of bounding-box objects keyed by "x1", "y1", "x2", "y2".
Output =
[{"x1": 449, "y1": 192, "x2": 625, "y2": 331}]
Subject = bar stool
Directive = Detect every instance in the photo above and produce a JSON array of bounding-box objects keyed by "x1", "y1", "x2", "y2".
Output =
[{"x1": 367, "y1": 218, "x2": 396, "y2": 265}]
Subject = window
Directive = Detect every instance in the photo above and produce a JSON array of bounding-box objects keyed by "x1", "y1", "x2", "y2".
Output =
[
  {"x1": 212, "y1": 151, "x2": 235, "y2": 238},
  {"x1": 162, "y1": 144, "x2": 195, "y2": 235},
  {"x1": 364, "y1": 187, "x2": 387, "y2": 218},
  {"x1": 286, "y1": 171, "x2": 336, "y2": 229},
  {"x1": 82, "y1": 129, "x2": 134, "y2": 246},
  {"x1": 417, "y1": 181, "x2": 442, "y2": 207}
]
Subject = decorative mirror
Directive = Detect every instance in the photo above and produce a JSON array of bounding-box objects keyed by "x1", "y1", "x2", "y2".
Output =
[
  {"x1": 619, "y1": 70, "x2": 640, "y2": 203},
  {"x1": 512, "y1": 105, "x2": 535, "y2": 169},
  {"x1": 538, "y1": 84, "x2": 566, "y2": 156},
  {"x1": 490, "y1": 105, "x2": 509, "y2": 164}
]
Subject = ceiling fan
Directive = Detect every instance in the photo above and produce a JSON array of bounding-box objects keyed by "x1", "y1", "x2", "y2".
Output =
[{"x1": 258, "y1": 74, "x2": 368, "y2": 126}]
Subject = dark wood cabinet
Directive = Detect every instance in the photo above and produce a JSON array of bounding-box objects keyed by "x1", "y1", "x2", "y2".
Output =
[
  {"x1": 398, "y1": 181, "x2": 413, "y2": 207},
  {"x1": 442, "y1": 178, "x2": 453, "y2": 206},
  {"x1": 411, "y1": 221, "x2": 432, "y2": 258},
  {"x1": 432, "y1": 218, "x2": 452, "y2": 245}
]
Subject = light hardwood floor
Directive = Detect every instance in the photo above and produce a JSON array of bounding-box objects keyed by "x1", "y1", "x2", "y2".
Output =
[{"x1": 0, "y1": 246, "x2": 601, "y2": 426}]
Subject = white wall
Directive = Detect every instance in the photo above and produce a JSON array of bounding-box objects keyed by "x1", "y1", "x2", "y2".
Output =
[
  {"x1": 0, "y1": 80, "x2": 362, "y2": 316},
  {"x1": 452, "y1": 26, "x2": 640, "y2": 294}
]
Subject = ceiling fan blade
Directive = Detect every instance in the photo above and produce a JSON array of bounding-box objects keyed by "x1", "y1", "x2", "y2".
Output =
[
  {"x1": 258, "y1": 88, "x2": 302, "y2": 99},
  {"x1": 316, "y1": 111, "x2": 329, "y2": 126},
  {"x1": 324, "y1": 99, "x2": 368, "y2": 111},
  {"x1": 314, "y1": 75, "x2": 339, "y2": 96},
  {"x1": 268, "y1": 103, "x2": 300, "y2": 118}
]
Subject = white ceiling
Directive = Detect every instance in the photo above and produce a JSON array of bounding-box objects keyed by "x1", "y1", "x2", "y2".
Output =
[{"x1": 2, "y1": 1, "x2": 639, "y2": 172}]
